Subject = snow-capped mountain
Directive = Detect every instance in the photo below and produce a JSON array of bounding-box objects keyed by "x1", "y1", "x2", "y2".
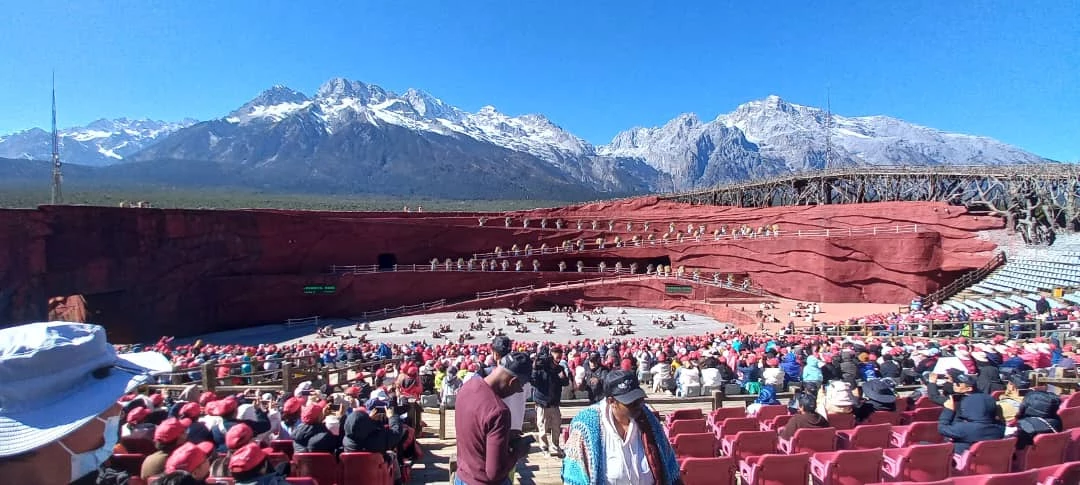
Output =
[
  {"x1": 0, "y1": 118, "x2": 197, "y2": 167},
  {"x1": 601, "y1": 94, "x2": 1053, "y2": 189},
  {"x1": 134, "y1": 77, "x2": 651, "y2": 198}
]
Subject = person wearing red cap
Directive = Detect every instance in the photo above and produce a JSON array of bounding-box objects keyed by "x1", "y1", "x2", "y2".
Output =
[
  {"x1": 229, "y1": 442, "x2": 289, "y2": 484},
  {"x1": 205, "y1": 396, "x2": 271, "y2": 454},
  {"x1": 141, "y1": 417, "x2": 190, "y2": 479},
  {"x1": 164, "y1": 441, "x2": 214, "y2": 481},
  {"x1": 292, "y1": 402, "x2": 341, "y2": 454}
]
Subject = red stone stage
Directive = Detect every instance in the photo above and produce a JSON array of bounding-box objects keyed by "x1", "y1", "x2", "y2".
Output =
[{"x1": 0, "y1": 197, "x2": 1002, "y2": 342}]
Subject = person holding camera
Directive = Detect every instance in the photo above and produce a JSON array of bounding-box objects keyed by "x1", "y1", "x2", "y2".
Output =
[
  {"x1": 343, "y1": 396, "x2": 408, "y2": 483},
  {"x1": 532, "y1": 346, "x2": 570, "y2": 457},
  {"x1": 937, "y1": 370, "x2": 1004, "y2": 454}
]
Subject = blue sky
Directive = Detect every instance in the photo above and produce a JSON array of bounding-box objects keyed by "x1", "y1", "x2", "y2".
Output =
[{"x1": 2, "y1": 1, "x2": 1077, "y2": 161}]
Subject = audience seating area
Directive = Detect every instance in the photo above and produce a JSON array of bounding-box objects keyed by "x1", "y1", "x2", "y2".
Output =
[
  {"x1": 943, "y1": 245, "x2": 1080, "y2": 313},
  {"x1": 108, "y1": 443, "x2": 396, "y2": 485},
  {"x1": 666, "y1": 398, "x2": 1080, "y2": 485}
]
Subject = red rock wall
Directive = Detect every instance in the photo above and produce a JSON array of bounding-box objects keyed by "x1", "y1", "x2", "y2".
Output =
[{"x1": 0, "y1": 199, "x2": 1001, "y2": 342}]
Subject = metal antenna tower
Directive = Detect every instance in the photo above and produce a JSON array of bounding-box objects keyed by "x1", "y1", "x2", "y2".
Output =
[
  {"x1": 50, "y1": 72, "x2": 63, "y2": 205},
  {"x1": 824, "y1": 86, "x2": 833, "y2": 170}
]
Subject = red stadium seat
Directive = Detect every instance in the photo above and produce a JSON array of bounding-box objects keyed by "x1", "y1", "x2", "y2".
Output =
[
  {"x1": 890, "y1": 421, "x2": 944, "y2": 447},
  {"x1": 679, "y1": 456, "x2": 737, "y2": 485},
  {"x1": 1066, "y1": 428, "x2": 1080, "y2": 461},
  {"x1": 668, "y1": 419, "x2": 708, "y2": 440},
  {"x1": 340, "y1": 452, "x2": 392, "y2": 485},
  {"x1": 708, "y1": 407, "x2": 746, "y2": 427},
  {"x1": 672, "y1": 432, "x2": 719, "y2": 458},
  {"x1": 861, "y1": 410, "x2": 901, "y2": 426},
  {"x1": 1059, "y1": 406, "x2": 1080, "y2": 429},
  {"x1": 778, "y1": 427, "x2": 837, "y2": 455},
  {"x1": 1013, "y1": 431, "x2": 1069, "y2": 471},
  {"x1": 271, "y1": 439, "x2": 295, "y2": 458},
  {"x1": 1035, "y1": 461, "x2": 1080, "y2": 485},
  {"x1": 753, "y1": 405, "x2": 788, "y2": 424},
  {"x1": 120, "y1": 436, "x2": 156, "y2": 455},
  {"x1": 739, "y1": 452, "x2": 811, "y2": 485},
  {"x1": 900, "y1": 406, "x2": 944, "y2": 424},
  {"x1": 810, "y1": 448, "x2": 884, "y2": 485},
  {"x1": 667, "y1": 408, "x2": 705, "y2": 428},
  {"x1": 881, "y1": 442, "x2": 954, "y2": 482},
  {"x1": 128, "y1": 478, "x2": 147, "y2": 485},
  {"x1": 1061, "y1": 392, "x2": 1080, "y2": 409},
  {"x1": 285, "y1": 478, "x2": 319, "y2": 485},
  {"x1": 759, "y1": 414, "x2": 793, "y2": 432},
  {"x1": 292, "y1": 452, "x2": 339, "y2": 485},
  {"x1": 713, "y1": 417, "x2": 758, "y2": 440},
  {"x1": 952, "y1": 469, "x2": 1039, "y2": 485},
  {"x1": 720, "y1": 430, "x2": 778, "y2": 462},
  {"x1": 267, "y1": 451, "x2": 290, "y2": 469},
  {"x1": 837, "y1": 423, "x2": 892, "y2": 450},
  {"x1": 826, "y1": 413, "x2": 856, "y2": 431},
  {"x1": 953, "y1": 437, "x2": 1016, "y2": 476}
]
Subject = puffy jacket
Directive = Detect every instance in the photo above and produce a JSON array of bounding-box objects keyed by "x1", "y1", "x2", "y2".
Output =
[
  {"x1": 1014, "y1": 391, "x2": 1062, "y2": 450},
  {"x1": 780, "y1": 354, "x2": 802, "y2": 383},
  {"x1": 975, "y1": 363, "x2": 1004, "y2": 394},
  {"x1": 937, "y1": 392, "x2": 1005, "y2": 454},
  {"x1": 291, "y1": 422, "x2": 340, "y2": 454},
  {"x1": 342, "y1": 409, "x2": 405, "y2": 453},
  {"x1": 839, "y1": 354, "x2": 859, "y2": 386}
]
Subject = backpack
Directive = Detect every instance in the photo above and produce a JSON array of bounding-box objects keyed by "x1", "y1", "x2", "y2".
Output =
[{"x1": 744, "y1": 381, "x2": 762, "y2": 395}]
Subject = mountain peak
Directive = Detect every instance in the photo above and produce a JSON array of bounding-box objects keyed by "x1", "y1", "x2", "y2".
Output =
[{"x1": 250, "y1": 85, "x2": 309, "y2": 107}]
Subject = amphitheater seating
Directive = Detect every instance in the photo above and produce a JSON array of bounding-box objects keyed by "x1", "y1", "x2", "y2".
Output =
[
  {"x1": 708, "y1": 407, "x2": 748, "y2": 427},
  {"x1": 837, "y1": 423, "x2": 892, "y2": 450},
  {"x1": 739, "y1": 452, "x2": 811, "y2": 485},
  {"x1": 668, "y1": 419, "x2": 708, "y2": 440},
  {"x1": 293, "y1": 452, "x2": 340, "y2": 485},
  {"x1": 720, "y1": 430, "x2": 778, "y2": 462},
  {"x1": 900, "y1": 406, "x2": 944, "y2": 424},
  {"x1": 890, "y1": 421, "x2": 944, "y2": 447},
  {"x1": 1058, "y1": 406, "x2": 1080, "y2": 429},
  {"x1": 810, "y1": 448, "x2": 884, "y2": 485},
  {"x1": 713, "y1": 417, "x2": 759, "y2": 440},
  {"x1": 759, "y1": 414, "x2": 793, "y2": 431},
  {"x1": 778, "y1": 427, "x2": 837, "y2": 455},
  {"x1": 952, "y1": 469, "x2": 1040, "y2": 485},
  {"x1": 271, "y1": 439, "x2": 296, "y2": 457},
  {"x1": 340, "y1": 452, "x2": 392, "y2": 485},
  {"x1": 667, "y1": 408, "x2": 704, "y2": 427},
  {"x1": 953, "y1": 437, "x2": 1017, "y2": 476},
  {"x1": 752, "y1": 405, "x2": 788, "y2": 424},
  {"x1": 881, "y1": 442, "x2": 955, "y2": 482},
  {"x1": 826, "y1": 413, "x2": 856, "y2": 430},
  {"x1": 680, "y1": 456, "x2": 737, "y2": 485},
  {"x1": 672, "y1": 432, "x2": 719, "y2": 458},
  {"x1": 108, "y1": 453, "x2": 146, "y2": 476},
  {"x1": 1062, "y1": 392, "x2": 1080, "y2": 409},
  {"x1": 861, "y1": 410, "x2": 901, "y2": 426},
  {"x1": 1037, "y1": 461, "x2": 1080, "y2": 485},
  {"x1": 1013, "y1": 431, "x2": 1069, "y2": 471}
]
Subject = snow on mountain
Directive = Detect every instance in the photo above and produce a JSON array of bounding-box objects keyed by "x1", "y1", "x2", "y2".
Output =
[
  {"x1": 0, "y1": 118, "x2": 197, "y2": 166},
  {"x1": 221, "y1": 77, "x2": 594, "y2": 165},
  {"x1": 602, "y1": 94, "x2": 1054, "y2": 188}
]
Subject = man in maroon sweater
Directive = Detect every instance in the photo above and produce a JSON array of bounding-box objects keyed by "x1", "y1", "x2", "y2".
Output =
[{"x1": 454, "y1": 352, "x2": 534, "y2": 485}]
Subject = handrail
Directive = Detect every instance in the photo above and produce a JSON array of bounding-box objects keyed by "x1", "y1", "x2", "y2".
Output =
[
  {"x1": 284, "y1": 316, "x2": 320, "y2": 327},
  {"x1": 470, "y1": 224, "x2": 922, "y2": 260},
  {"x1": 922, "y1": 252, "x2": 1007, "y2": 304},
  {"x1": 792, "y1": 318, "x2": 1079, "y2": 341}
]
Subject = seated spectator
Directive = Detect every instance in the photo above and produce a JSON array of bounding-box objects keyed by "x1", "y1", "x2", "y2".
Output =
[
  {"x1": 164, "y1": 441, "x2": 215, "y2": 481},
  {"x1": 204, "y1": 396, "x2": 271, "y2": 453},
  {"x1": 209, "y1": 423, "x2": 256, "y2": 477},
  {"x1": 292, "y1": 402, "x2": 342, "y2": 454},
  {"x1": 277, "y1": 397, "x2": 303, "y2": 440},
  {"x1": 819, "y1": 380, "x2": 857, "y2": 415},
  {"x1": 700, "y1": 358, "x2": 723, "y2": 389},
  {"x1": 153, "y1": 471, "x2": 205, "y2": 485},
  {"x1": 675, "y1": 359, "x2": 701, "y2": 396},
  {"x1": 780, "y1": 392, "x2": 830, "y2": 439},
  {"x1": 972, "y1": 350, "x2": 1004, "y2": 394},
  {"x1": 1013, "y1": 391, "x2": 1062, "y2": 450},
  {"x1": 143, "y1": 417, "x2": 189, "y2": 479},
  {"x1": 229, "y1": 442, "x2": 290, "y2": 485},
  {"x1": 802, "y1": 355, "x2": 823, "y2": 387},
  {"x1": 123, "y1": 406, "x2": 157, "y2": 439},
  {"x1": 937, "y1": 372, "x2": 1004, "y2": 454},
  {"x1": 855, "y1": 379, "x2": 897, "y2": 422},
  {"x1": 747, "y1": 365, "x2": 783, "y2": 415},
  {"x1": 650, "y1": 355, "x2": 674, "y2": 394},
  {"x1": 997, "y1": 373, "x2": 1031, "y2": 423},
  {"x1": 343, "y1": 397, "x2": 410, "y2": 483},
  {"x1": 879, "y1": 353, "x2": 902, "y2": 380},
  {"x1": 780, "y1": 352, "x2": 802, "y2": 385}
]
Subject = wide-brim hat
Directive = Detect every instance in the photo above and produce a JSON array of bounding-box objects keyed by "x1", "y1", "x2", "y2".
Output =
[
  {"x1": 861, "y1": 379, "x2": 897, "y2": 404},
  {"x1": 0, "y1": 322, "x2": 171, "y2": 458}
]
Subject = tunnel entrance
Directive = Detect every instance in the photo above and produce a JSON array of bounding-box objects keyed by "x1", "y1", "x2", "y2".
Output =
[
  {"x1": 646, "y1": 255, "x2": 672, "y2": 270},
  {"x1": 377, "y1": 253, "x2": 398, "y2": 271}
]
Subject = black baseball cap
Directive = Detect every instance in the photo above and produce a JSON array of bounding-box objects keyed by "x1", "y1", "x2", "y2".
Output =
[
  {"x1": 604, "y1": 370, "x2": 647, "y2": 405},
  {"x1": 499, "y1": 352, "x2": 533, "y2": 382},
  {"x1": 492, "y1": 336, "x2": 513, "y2": 357},
  {"x1": 947, "y1": 368, "x2": 976, "y2": 386}
]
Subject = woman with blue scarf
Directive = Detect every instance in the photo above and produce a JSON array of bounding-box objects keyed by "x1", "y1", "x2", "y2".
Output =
[{"x1": 562, "y1": 370, "x2": 682, "y2": 485}]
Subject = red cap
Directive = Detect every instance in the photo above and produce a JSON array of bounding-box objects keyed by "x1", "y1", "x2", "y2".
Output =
[
  {"x1": 207, "y1": 397, "x2": 238, "y2": 417},
  {"x1": 150, "y1": 393, "x2": 165, "y2": 407},
  {"x1": 225, "y1": 423, "x2": 254, "y2": 450},
  {"x1": 199, "y1": 392, "x2": 217, "y2": 406},
  {"x1": 229, "y1": 442, "x2": 268, "y2": 474},
  {"x1": 301, "y1": 403, "x2": 325, "y2": 425},
  {"x1": 154, "y1": 417, "x2": 190, "y2": 444},
  {"x1": 179, "y1": 402, "x2": 201, "y2": 420},
  {"x1": 346, "y1": 386, "x2": 361, "y2": 397},
  {"x1": 165, "y1": 440, "x2": 214, "y2": 473},
  {"x1": 126, "y1": 407, "x2": 151, "y2": 425}
]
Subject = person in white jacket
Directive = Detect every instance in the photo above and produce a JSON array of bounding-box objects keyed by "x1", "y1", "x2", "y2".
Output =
[
  {"x1": 676, "y1": 360, "x2": 702, "y2": 396},
  {"x1": 650, "y1": 355, "x2": 674, "y2": 394}
]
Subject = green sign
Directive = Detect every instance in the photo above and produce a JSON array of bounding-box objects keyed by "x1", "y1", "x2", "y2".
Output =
[
  {"x1": 303, "y1": 285, "x2": 337, "y2": 295},
  {"x1": 665, "y1": 284, "x2": 693, "y2": 294}
]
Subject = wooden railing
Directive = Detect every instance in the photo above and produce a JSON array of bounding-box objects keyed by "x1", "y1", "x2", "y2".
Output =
[
  {"x1": 922, "y1": 252, "x2": 1007, "y2": 304},
  {"x1": 147, "y1": 357, "x2": 401, "y2": 397},
  {"x1": 792, "y1": 318, "x2": 1078, "y2": 340}
]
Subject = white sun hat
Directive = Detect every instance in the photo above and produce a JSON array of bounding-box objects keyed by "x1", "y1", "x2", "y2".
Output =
[{"x1": 0, "y1": 321, "x2": 171, "y2": 458}]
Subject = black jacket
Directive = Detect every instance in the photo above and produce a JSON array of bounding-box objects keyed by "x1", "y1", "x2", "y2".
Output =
[
  {"x1": 583, "y1": 365, "x2": 609, "y2": 404},
  {"x1": 342, "y1": 410, "x2": 405, "y2": 453},
  {"x1": 839, "y1": 354, "x2": 859, "y2": 387},
  {"x1": 975, "y1": 363, "x2": 1005, "y2": 394},
  {"x1": 879, "y1": 360, "x2": 902, "y2": 379},
  {"x1": 854, "y1": 399, "x2": 897, "y2": 423},
  {"x1": 1014, "y1": 391, "x2": 1063, "y2": 450},
  {"x1": 937, "y1": 392, "x2": 1005, "y2": 454},
  {"x1": 531, "y1": 358, "x2": 570, "y2": 408},
  {"x1": 292, "y1": 422, "x2": 341, "y2": 454}
]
